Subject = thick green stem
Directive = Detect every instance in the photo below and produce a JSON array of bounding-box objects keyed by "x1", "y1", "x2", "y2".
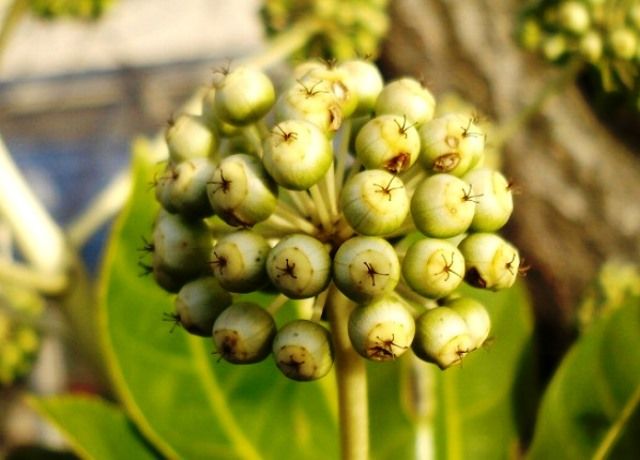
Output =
[
  {"x1": 493, "y1": 59, "x2": 584, "y2": 151},
  {"x1": 326, "y1": 284, "x2": 369, "y2": 460}
]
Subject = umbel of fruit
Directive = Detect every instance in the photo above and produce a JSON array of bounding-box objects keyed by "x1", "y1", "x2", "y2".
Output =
[{"x1": 140, "y1": 59, "x2": 521, "y2": 381}]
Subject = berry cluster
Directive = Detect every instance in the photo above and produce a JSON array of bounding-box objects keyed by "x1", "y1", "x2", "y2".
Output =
[
  {"x1": 0, "y1": 286, "x2": 43, "y2": 386},
  {"x1": 519, "y1": 0, "x2": 640, "y2": 90},
  {"x1": 261, "y1": 0, "x2": 390, "y2": 60},
  {"x1": 142, "y1": 59, "x2": 522, "y2": 381}
]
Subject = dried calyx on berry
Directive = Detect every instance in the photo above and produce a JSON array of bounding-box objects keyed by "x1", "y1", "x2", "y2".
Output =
[{"x1": 146, "y1": 57, "x2": 523, "y2": 377}]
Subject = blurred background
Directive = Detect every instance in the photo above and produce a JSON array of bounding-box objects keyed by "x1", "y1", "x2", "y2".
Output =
[
  {"x1": 0, "y1": 0, "x2": 266, "y2": 454},
  {"x1": 1, "y1": 0, "x2": 639, "y2": 457}
]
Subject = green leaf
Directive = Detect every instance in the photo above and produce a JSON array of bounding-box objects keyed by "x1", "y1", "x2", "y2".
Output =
[
  {"x1": 27, "y1": 395, "x2": 158, "y2": 460},
  {"x1": 368, "y1": 282, "x2": 536, "y2": 460},
  {"x1": 527, "y1": 297, "x2": 640, "y2": 460},
  {"x1": 97, "y1": 139, "x2": 338, "y2": 460}
]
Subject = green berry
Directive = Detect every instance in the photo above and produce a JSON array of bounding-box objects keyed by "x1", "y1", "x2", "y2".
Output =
[
  {"x1": 444, "y1": 297, "x2": 491, "y2": 351},
  {"x1": 458, "y1": 233, "x2": 520, "y2": 290},
  {"x1": 160, "y1": 158, "x2": 217, "y2": 219},
  {"x1": 266, "y1": 234, "x2": 331, "y2": 299},
  {"x1": 542, "y1": 34, "x2": 568, "y2": 61},
  {"x1": 355, "y1": 114, "x2": 420, "y2": 173},
  {"x1": 300, "y1": 65, "x2": 358, "y2": 118},
  {"x1": 152, "y1": 211, "x2": 212, "y2": 286},
  {"x1": 165, "y1": 114, "x2": 217, "y2": 163},
  {"x1": 272, "y1": 320, "x2": 334, "y2": 381},
  {"x1": 579, "y1": 30, "x2": 603, "y2": 62},
  {"x1": 213, "y1": 302, "x2": 276, "y2": 364},
  {"x1": 348, "y1": 294, "x2": 416, "y2": 361},
  {"x1": 173, "y1": 277, "x2": 232, "y2": 336},
  {"x1": 463, "y1": 168, "x2": 513, "y2": 232},
  {"x1": 608, "y1": 27, "x2": 637, "y2": 60},
  {"x1": 412, "y1": 306, "x2": 473, "y2": 369},
  {"x1": 333, "y1": 236, "x2": 400, "y2": 302},
  {"x1": 340, "y1": 169, "x2": 410, "y2": 236},
  {"x1": 402, "y1": 238, "x2": 465, "y2": 299},
  {"x1": 214, "y1": 66, "x2": 276, "y2": 126},
  {"x1": 207, "y1": 154, "x2": 278, "y2": 227},
  {"x1": 557, "y1": 1, "x2": 591, "y2": 35},
  {"x1": 410, "y1": 174, "x2": 477, "y2": 238},
  {"x1": 263, "y1": 119, "x2": 333, "y2": 190},
  {"x1": 211, "y1": 230, "x2": 270, "y2": 293},
  {"x1": 275, "y1": 78, "x2": 343, "y2": 133},
  {"x1": 339, "y1": 59, "x2": 384, "y2": 116},
  {"x1": 375, "y1": 78, "x2": 436, "y2": 126},
  {"x1": 418, "y1": 113, "x2": 485, "y2": 176},
  {"x1": 201, "y1": 85, "x2": 242, "y2": 137}
]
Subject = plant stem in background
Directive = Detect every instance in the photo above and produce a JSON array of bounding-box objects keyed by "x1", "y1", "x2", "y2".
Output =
[
  {"x1": 592, "y1": 384, "x2": 640, "y2": 460},
  {"x1": 493, "y1": 59, "x2": 584, "y2": 152},
  {"x1": 0, "y1": 135, "x2": 69, "y2": 282},
  {"x1": 240, "y1": 17, "x2": 323, "y2": 70},
  {"x1": 326, "y1": 284, "x2": 369, "y2": 460},
  {"x1": 0, "y1": 0, "x2": 28, "y2": 70}
]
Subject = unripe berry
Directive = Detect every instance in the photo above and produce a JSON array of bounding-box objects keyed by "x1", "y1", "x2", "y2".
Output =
[
  {"x1": 542, "y1": 34, "x2": 568, "y2": 61},
  {"x1": 355, "y1": 114, "x2": 420, "y2": 173},
  {"x1": 300, "y1": 65, "x2": 358, "y2": 118},
  {"x1": 173, "y1": 277, "x2": 232, "y2": 337},
  {"x1": 263, "y1": 119, "x2": 333, "y2": 190},
  {"x1": 165, "y1": 114, "x2": 218, "y2": 163},
  {"x1": 608, "y1": 27, "x2": 637, "y2": 60},
  {"x1": 213, "y1": 302, "x2": 276, "y2": 364},
  {"x1": 275, "y1": 79, "x2": 343, "y2": 133},
  {"x1": 266, "y1": 234, "x2": 331, "y2": 299},
  {"x1": 557, "y1": 1, "x2": 591, "y2": 35},
  {"x1": 348, "y1": 295, "x2": 416, "y2": 361},
  {"x1": 339, "y1": 59, "x2": 384, "y2": 116},
  {"x1": 333, "y1": 236, "x2": 400, "y2": 302},
  {"x1": 444, "y1": 297, "x2": 491, "y2": 351},
  {"x1": 412, "y1": 307, "x2": 473, "y2": 369},
  {"x1": 402, "y1": 238, "x2": 465, "y2": 299},
  {"x1": 340, "y1": 169, "x2": 410, "y2": 236},
  {"x1": 201, "y1": 86, "x2": 242, "y2": 137},
  {"x1": 211, "y1": 230, "x2": 270, "y2": 293},
  {"x1": 375, "y1": 78, "x2": 436, "y2": 126},
  {"x1": 207, "y1": 154, "x2": 278, "y2": 227},
  {"x1": 458, "y1": 233, "x2": 520, "y2": 290},
  {"x1": 463, "y1": 168, "x2": 513, "y2": 232},
  {"x1": 214, "y1": 66, "x2": 276, "y2": 126},
  {"x1": 579, "y1": 30, "x2": 604, "y2": 63},
  {"x1": 161, "y1": 158, "x2": 217, "y2": 219},
  {"x1": 272, "y1": 320, "x2": 334, "y2": 381},
  {"x1": 152, "y1": 211, "x2": 212, "y2": 285},
  {"x1": 410, "y1": 174, "x2": 477, "y2": 238},
  {"x1": 418, "y1": 113, "x2": 485, "y2": 176}
]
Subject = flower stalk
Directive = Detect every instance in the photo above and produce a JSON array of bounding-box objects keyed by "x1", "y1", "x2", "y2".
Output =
[{"x1": 326, "y1": 284, "x2": 369, "y2": 460}]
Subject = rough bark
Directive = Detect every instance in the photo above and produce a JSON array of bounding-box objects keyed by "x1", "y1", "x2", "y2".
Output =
[{"x1": 381, "y1": 0, "x2": 640, "y2": 368}]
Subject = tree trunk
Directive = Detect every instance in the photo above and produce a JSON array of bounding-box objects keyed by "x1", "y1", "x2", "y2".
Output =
[{"x1": 380, "y1": 0, "x2": 640, "y2": 370}]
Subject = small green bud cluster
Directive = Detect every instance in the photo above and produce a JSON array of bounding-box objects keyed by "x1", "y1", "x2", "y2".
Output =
[
  {"x1": 260, "y1": 0, "x2": 390, "y2": 60},
  {"x1": 0, "y1": 286, "x2": 44, "y2": 386},
  {"x1": 28, "y1": 0, "x2": 115, "y2": 20},
  {"x1": 144, "y1": 59, "x2": 522, "y2": 380},
  {"x1": 519, "y1": 0, "x2": 640, "y2": 91}
]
